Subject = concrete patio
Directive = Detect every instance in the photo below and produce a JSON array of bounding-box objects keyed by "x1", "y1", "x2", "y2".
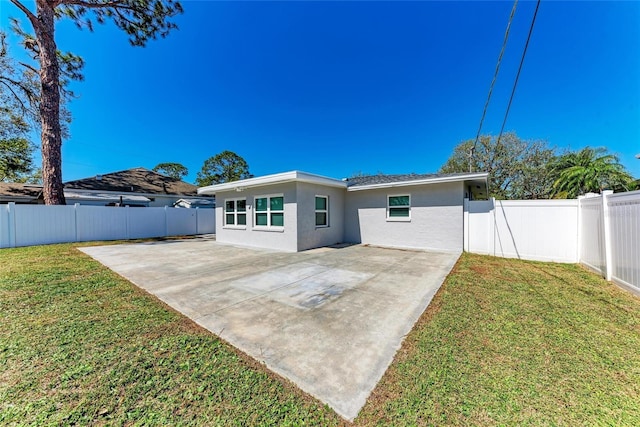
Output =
[{"x1": 80, "y1": 240, "x2": 459, "y2": 420}]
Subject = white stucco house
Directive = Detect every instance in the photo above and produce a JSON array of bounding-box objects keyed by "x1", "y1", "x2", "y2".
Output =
[{"x1": 198, "y1": 171, "x2": 488, "y2": 252}]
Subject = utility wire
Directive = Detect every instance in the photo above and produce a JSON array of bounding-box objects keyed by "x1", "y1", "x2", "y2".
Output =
[
  {"x1": 470, "y1": 0, "x2": 519, "y2": 172},
  {"x1": 495, "y1": 0, "x2": 542, "y2": 149}
]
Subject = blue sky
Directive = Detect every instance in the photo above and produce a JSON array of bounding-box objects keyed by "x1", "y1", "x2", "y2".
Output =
[{"x1": 2, "y1": 0, "x2": 639, "y2": 183}]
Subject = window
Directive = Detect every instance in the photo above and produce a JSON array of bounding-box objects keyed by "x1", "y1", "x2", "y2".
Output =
[
  {"x1": 224, "y1": 198, "x2": 246, "y2": 227},
  {"x1": 315, "y1": 196, "x2": 328, "y2": 227},
  {"x1": 387, "y1": 194, "x2": 410, "y2": 220},
  {"x1": 254, "y1": 195, "x2": 284, "y2": 228}
]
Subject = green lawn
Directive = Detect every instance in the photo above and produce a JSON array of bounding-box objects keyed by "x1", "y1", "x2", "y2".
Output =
[{"x1": 1, "y1": 244, "x2": 639, "y2": 426}]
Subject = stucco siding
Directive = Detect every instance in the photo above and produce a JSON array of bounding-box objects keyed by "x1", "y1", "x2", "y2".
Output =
[
  {"x1": 344, "y1": 182, "x2": 464, "y2": 252},
  {"x1": 295, "y1": 182, "x2": 346, "y2": 251},
  {"x1": 215, "y1": 183, "x2": 298, "y2": 251}
]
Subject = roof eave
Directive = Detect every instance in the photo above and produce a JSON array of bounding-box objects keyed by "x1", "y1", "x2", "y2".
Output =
[
  {"x1": 198, "y1": 171, "x2": 347, "y2": 195},
  {"x1": 63, "y1": 188, "x2": 207, "y2": 199},
  {"x1": 347, "y1": 172, "x2": 489, "y2": 191}
]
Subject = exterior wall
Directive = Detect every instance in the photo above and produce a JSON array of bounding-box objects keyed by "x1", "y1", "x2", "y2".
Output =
[
  {"x1": 295, "y1": 182, "x2": 346, "y2": 251},
  {"x1": 215, "y1": 182, "x2": 299, "y2": 252},
  {"x1": 344, "y1": 181, "x2": 464, "y2": 252}
]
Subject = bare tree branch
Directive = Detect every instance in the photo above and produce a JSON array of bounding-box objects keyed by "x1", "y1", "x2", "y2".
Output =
[
  {"x1": 58, "y1": 0, "x2": 135, "y2": 11},
  {"x1": 18, "y1": 61, "x2": 38, "y2": 74},
  {"x1": 9, "y1": 0, "x2": 40, "y2": 30},
  {"x1": 0, "y1": 79, "x2": 29, "y2": 113}
]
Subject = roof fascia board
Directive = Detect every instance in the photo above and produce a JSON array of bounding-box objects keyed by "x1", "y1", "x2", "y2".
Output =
[
  {"x1": 198, "y1": 171, "x2": 347, "y2": 195},
  {"x1": 64, "y1": 193, "x2": 151, "y2": 202},
  {"x1": 64, "y1": 188, "x2": 211, "y2": 199},
  {"x1": 0, "y1": 196, "x2": 37, "y2": 201},
  {"x1": 347, "y1": 173, "x2": 489, "y2": 191}
]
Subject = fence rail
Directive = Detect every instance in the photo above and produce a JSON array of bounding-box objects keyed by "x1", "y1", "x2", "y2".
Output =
[{"x1": 0, "y1": 203, "x2": 215, "y2": 249}]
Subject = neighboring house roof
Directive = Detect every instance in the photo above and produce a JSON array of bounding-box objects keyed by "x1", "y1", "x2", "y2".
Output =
[
  {"x1": 64, "y1": 167, "x2": 200, "y2": 196},
  {"x1": 0, "y1": 183, "x2": 43, "y2": 203}
]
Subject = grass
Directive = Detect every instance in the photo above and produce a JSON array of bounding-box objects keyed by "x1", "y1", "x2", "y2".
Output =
[
  {"x1": 1, "y1": 244, "x2": 639, "y2": 426},
  {"x1": 0, "y1": 243, "x2": 340, "y2": 426},
  {"x1": 357, "y1": 253, "x2": 640, "y2": 426}
]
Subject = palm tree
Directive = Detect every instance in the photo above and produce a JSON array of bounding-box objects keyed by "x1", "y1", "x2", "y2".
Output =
[{"x1": 552, "y1": 147, "x2": 634, "y2": 198}]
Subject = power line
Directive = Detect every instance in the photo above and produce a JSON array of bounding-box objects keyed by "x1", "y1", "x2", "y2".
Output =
[
  {"x1": 470, "y1": 0, "x2": 519, "y2": 172},
  {"x1": 495, "y1": 0, "x2": 542, "y2": 149}
]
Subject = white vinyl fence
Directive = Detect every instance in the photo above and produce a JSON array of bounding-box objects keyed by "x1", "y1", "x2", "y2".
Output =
[
  {"x1": 464, "y1": 199, "x2": 579, "y2": 263},
  {"x1": 464, "y1": 190, "x2": 640, "y2": 294},
  {"x1": 578, "y1": 190, "x2": 640, "y2": 295},
  {"x1": 0, "y1": 203, "x2": 215, "y2": 249}
]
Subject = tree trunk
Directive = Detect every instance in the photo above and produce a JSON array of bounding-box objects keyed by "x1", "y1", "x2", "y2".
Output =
[{"x1": 35, "y1": 0, "x2": 65, "y2": 205}]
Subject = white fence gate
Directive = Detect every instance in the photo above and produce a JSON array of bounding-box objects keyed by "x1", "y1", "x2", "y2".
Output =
[
  {"x1": 464, "y1": 190, "x2": 640, "y2": 294},
  {"x1": 0, "y1": 203, "x2": 215, "y2": 249}
]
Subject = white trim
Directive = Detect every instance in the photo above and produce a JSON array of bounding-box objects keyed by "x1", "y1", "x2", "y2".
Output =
[
  {"x1": 64, "y1": 187, "x2": 211, "y2": 200},
  {"x1": 315, "y1": 195, "x2": 329, "y2": 228},
  {"x1": 348, "y1": 172, "x2": 489, "y2": 191},
  {"x1": 253, "y1": 193, "x2": 284, "y2": 230},
  {"x1": 387, "y1": 193, "x2": 411, "y2": 221},
  {"x1": 198, "y1": 171, "x2": 347, "y2": 195}
]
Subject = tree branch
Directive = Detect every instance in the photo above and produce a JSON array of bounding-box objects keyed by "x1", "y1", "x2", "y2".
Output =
[
  {"x1": 9, "y1": 0, "x2": 40, "y2": 30},
  {"x1": 18, "y1": 61, "x2": 39, "y2": 74},
  {"x1": 57, "y1": 0, "x2": 136, "y2": 11},
  {"x1": 0, "y1": 78, "x2": 29, "y2": 113}
]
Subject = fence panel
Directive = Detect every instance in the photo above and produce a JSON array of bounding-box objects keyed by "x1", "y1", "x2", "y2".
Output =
[
  {"x1": 0, "y1": 204, "x2": 216, "y2": 249},
  {"x1": 76, "y1": 205, "x2": 128, "y2": 242},
  {"x1": 166, "y1": 208, "x2": 197, "y2": 236},
  {"x1": 607, "y1": 191, "x2": 640, "y2": 292},
  {"x1": 196, "y1": 208, "x2": 215, "y2": 234},
  {"x1": 0, "y1": 204, "x2": 9, "y2": 248},
  {"x1": 127, "y1": 207, "x2": 166, "y2": 239},
  {"x1": 579, "y1": 196, "x2": 606, "y2": 275},
  {"x1": 466, "y1": 200, "x2": 493, "y2": 254},
  {"x1": 493, "y1": 200, "x2": 579, "y2": 263},
  {"x1": 14, "y1": 204, "x2": 76, "y2": 247},
  {"x1": 466, "y1": 199, "x2": 579, "y2": 263}
]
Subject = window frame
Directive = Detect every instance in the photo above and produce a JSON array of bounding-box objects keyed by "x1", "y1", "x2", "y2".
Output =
[
  {"x1": 253, "y1": 193, "x2": 285, "y2": 231},
  {"x1": 315, "y1": 195, "x2": 329, "y2": 228},
  {"x1": 387, "y1": 194, "x2": 411, "y2": 221},
  {"x1": 223, "y1": 197, "x2": 247, "y2": 229}
]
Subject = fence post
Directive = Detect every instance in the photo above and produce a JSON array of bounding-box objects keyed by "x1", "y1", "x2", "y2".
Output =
[
  {"x1": 125, "y1": 206, "x2": 130, "y2": 240},
  {"x1": 8, "y1": 202, "x2": 16, "y2": 248},
  {"x1": 576, "y1": 196, "x2": 583, "y2": 264},
  {"x1": 490, "y1": 198, "x2": 496, "y2": 256},
  {"x1": 195, "y1": 207, "x2": 200, "y2": 235},
  {"x1": 602, "y1": 190, "x2": 613, "y2": 281},
  {"x1": 74, "y1": 203, "x2": 79, "y2": 242},
  {"x1": 463, "y1": 198, "x2": 469, "y2": 252},
  {"x1": 164, "y1": 206, "x2": 169, "y2": 237}
]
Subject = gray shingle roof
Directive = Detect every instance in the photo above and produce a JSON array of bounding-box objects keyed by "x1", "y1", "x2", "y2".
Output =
[
  {"x1": 345, "y1": 172, "x2": 477, "y2": 187},
  {"x1": 0, "y1": 183, "x2": 43, "y2": 202},
  {"x1": 64, "y1": 167, "x2": 199, "y2": 196}
]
